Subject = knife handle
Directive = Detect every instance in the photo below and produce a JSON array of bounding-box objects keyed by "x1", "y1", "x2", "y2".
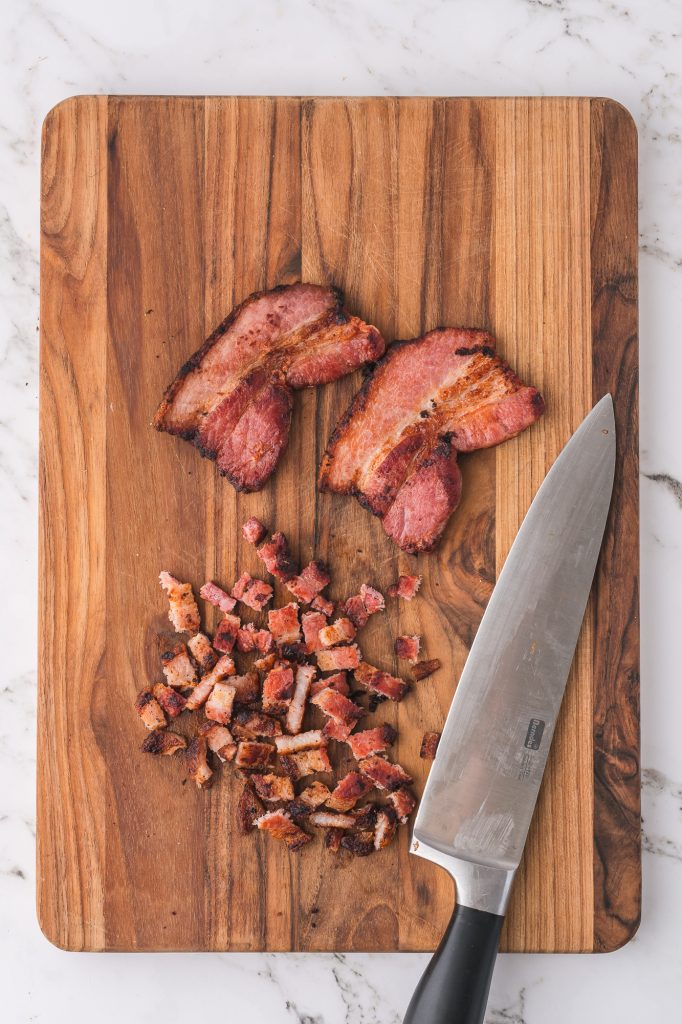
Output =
[{"x1": 403, "y1": 903, "x2": 504, "y2": 1024}]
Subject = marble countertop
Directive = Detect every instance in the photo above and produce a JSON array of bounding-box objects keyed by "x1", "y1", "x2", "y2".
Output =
[{"x1": 3, "y1": 0, "x2": 681, "y2": 1020}]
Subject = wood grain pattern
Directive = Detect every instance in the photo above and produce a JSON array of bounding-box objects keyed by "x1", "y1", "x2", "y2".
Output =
[{"x1": 38, "y1": 96, "x2": 639, "y2": 953}]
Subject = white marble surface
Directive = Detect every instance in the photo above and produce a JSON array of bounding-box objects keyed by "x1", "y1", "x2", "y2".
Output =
[{"x1": 2, "y1": 0, "x2": 681, "y2": 1020}]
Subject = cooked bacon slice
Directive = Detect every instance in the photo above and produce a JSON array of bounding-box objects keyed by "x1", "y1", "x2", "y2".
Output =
[
  {"x1": 158, "y1": 635, "x2": 198, "y2": 688},
  {"x1": 262, "y1": 665, "x2": 295, "y2": 715},
  {"x1": 229, "y1": 670, "x2": 261, "y2": 704},
  {"x1": 256, "y1": 809, "x2": 312, "y2": 850},
  {"x1": 205, "y1": 681, "x2": 236, "y2": 725},
  {"x1": 267, "y1": 603, "x2": 301, "y2": 644},
  {"x1": 242, "y1": 516, "x2": 267, "y2": 545},
  {"x1": 326, "y1": 771, "x2": 373, "y2": 811},
  {"x1": 159, "y1": 572, "x2": 201, "y2": 633},
  {"x1": 199, "y1": 580, "x2": 236, "y2": 614},
  {"x1": 152, "y1": 682, "x2": 187, "y2": 719},
  {"x1": 141, "y1": 730, "x2": 187, "y2": 755},
  {"x1": 232, "y1": 709, "x2": 282, "y2": 740},
  {"x1": 311, "y1": 687, "x2": 364, "y2": 731},
  {"x1": 420, "y1": 731, "x2": 441, "y2": 759},
  {"x1": 184, "y1": 677, "x2": 214, "y2": 712},
  {"x1": 387, "y1": 574, "x2": 422, "y2": 600},
  {"x1": 199, "y1": 722, "x2": 237, "y2": 762},
  {"x1": 316, "y1": 644, "x2": 361, "y2": 672},
  {"x1": 257, "y1": 532, "x2": 298, "y2": 582},
  {"x1": 325, "y1": 827, "x2": 344, "y2": 853},
  {"x1": 359, "y1": 756, "x2": 413, "y2": 792},
  {"x1": 395, "y1": 635, "x2": 421, "y2": 663},
  {"x1": 413, "y1": 658, "x2": 442, "y2": 681},
  {"x1": 346, "y1": 724, "x2": 397, "y2": 759},
  {"x1": 237, "y1": 781, "x2": 264, "y2": 834},
  {"x1": 374, "y1": 807, "x2": 398, "y2": 850},
  {"x1": 279, "y1": 747, "x2": 332, "y2": 780},
  {"x1": 285, "y1": 664, "x2": 316, "y2": 735},
  {"x1": 275, "y1": 729, "x2": 326, "y2": 754},
  {"x1": 251, "y1": 773, "x2": 296, "y2": 804},
  {"x1": 285, "y1": 560, "x2": 330, "y2": 604},
  {"x1": 235, "y1": 741, "x2": 274, "y2": 769},
  {"x1": 389, "y1": 787, "x2": 417, "y2": 823},
  {"x1": 302, "y1": 611, "x2": 327, "y2": 653},
  {"x1": 187, "y1": 632, "x2": 219, "y2": 673},
  {"x1": 297, "y1": 781, "x2": 332, "y2": 808},
  {"x1": 319, "y1": 617, "x2": 356, "y2": 648},
  {"x1": 154, "y1": 284, "x2": 385, "y2": 492},
  {"x1": 186, "y1": 735, "x2": 214, "y2": 788},
  {"x1": 308, "y1": 811, "x2": 356, "y2": 829},
  {"x1": 186, "y1": 654, "x2": 235, "y2": 707},
  {"x1": 319, "y1": 330, "x2": 544, "y2": 551},
  {"x1": 310, "y1": 671, "x2": 349, "y2": 697},
  {"x1": 354, "y1": 662, "x2": 409, "y2": 702},
  {"x1": 311, "y1": 594, "x2": 334, "y2": 617},
  {"x1": 340, "y1": 831, "x2": 375, "y2": 857},
  {"x1": 213, "y1": 613, "x2": 241, "y2": 653},
  {"x1": 135, "y1": 690, "x2": 166, "y2": 731},
  {"x1": 231, "y1": 572, "x2": 273, "y2": 611}
]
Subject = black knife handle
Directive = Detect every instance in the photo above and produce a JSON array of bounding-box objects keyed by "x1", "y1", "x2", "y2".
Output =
[{"x1": 403, "y1": 903, "x2": 504, "y2": 1024}]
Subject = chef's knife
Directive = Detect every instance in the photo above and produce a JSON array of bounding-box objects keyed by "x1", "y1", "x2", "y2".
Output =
[{"x1": 403, "y1": 395, "x2": 616, "y2": 1024}]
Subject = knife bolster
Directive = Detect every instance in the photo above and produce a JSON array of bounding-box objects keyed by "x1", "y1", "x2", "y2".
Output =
[{"x1": 409, "y1": 835, "x2": 516, "y2": 916}]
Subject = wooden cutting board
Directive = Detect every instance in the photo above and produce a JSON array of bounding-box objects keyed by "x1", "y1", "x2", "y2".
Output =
[{"x1": 38, "y1": 96, "x2": 640, "y2": 954}]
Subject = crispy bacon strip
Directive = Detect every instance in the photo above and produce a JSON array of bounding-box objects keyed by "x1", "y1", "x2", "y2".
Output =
[
  {"x1": 413, "y1": 659, "x2": 441, "y2": 681},
  {"x1": 213, "y1": 613, "x2": 241, "y2": 654},
  {"x1": 231, "y1": 709, "x2": 282, "y2": 740},
  {"x1": 316, "y1": 644, "x2": 361, "y2": 672},
  {"x1": 187, "y1": 632, "x2": 218, "y2": 674},
  {"x1": 285, "y1": 664, "x2": 316, "y2": 735},
  {"x1": 205, "y1": 682, "x2": 236, "y2": 725},
  {"x1": 186, "y1": 735, "x2": 213, "y2": 788},
  {"x1": 251, "y1": 773, "x2": 296, "y2": 804},
  {"x1": 354, "y1": 662, "x2": 409, "y2": 702},
  {"x1": 275, "y1": 729, "x2": 326, "y2": 754},
  {"x1": 237, "y1": 781, "x2": 264, "y2": 833},
  {"x1": 395, "y1": 634, "x2": 421, "y2": 662},
  {"x1": 200, "y1": 580, "x2": 237, "y2": 613},
  {"x1": 420, "y1": 730, "x2": 441, "y2": 760},
  {"x1": 185, "y1": 654, "x2": 235, "y2": 710},
  {"x1": 152, "y1": 682, "x2": 187, "y2": 719},
  {"x1": 359, "y1": 755, "x2": 413, "y2": 792},
  {"x1": 374, "y1": 807, "x2": 398, "y2": 850},
  {"x1": 242, "y1": 517, "x2": 267, "y2": 545},
  {"x1": 231, "y1": 572, "x2": 273, "y2": 611},
  {"x1": 308, "y1": 811, "x2": 356, "y2": 829},
  {"x1": 346, "y1": 724, "x2": 397, "y2": 759},
  {"x1": 268, "y1": 603, "x2": 301, "y2": 644},
  {"x1": 135, "y1": 690, "x2": 166, "y2": 731},
  {"x1": 235, "y1": 741, "x2": 274, "y2": 769},
  {"x1": 319, "y1": 617, "x2": 356, "y2": 648},
  {"x1": 159, "y1": 572, "x2": 201, "y2": 633},
  {"x1": 154, "y1": 284, "x2": 385, "y2": 492},
  {"x1": 184, "y1": 677, "x2": 214, "y2": 712},
  {"x1": 256, "y1": 809, "x2": 312, "y2": 850},
  {"x1": 141, "y1": 730, "x2": 187, "y2": 756},
  {"x1": 387, "y1": 574, "x2": 422, "y2": 600},
  {"x1": 279, "y1": 747, "x2": 332, "y2": 780},
  {"x1": 326, "y1": 771, "x2": 373, "y2": 811},
  {"x1": 158, "y1": 635, "x2": 198, "y2": 688},
  {"x1": 319, "y1": 329, "x2": 544, "y2": 551}
]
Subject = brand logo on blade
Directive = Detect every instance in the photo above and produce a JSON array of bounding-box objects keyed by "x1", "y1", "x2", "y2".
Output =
[{"x1": 524, "y1": 718, "x2": 545, "y2": 750}]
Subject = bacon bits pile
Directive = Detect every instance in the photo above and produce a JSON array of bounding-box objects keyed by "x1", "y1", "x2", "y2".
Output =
[{"x1": 135, "y1": 523, "x2": 442, "y2": 857}]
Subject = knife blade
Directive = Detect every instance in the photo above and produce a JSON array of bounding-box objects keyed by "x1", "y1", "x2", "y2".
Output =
[{"x1": 403, "y1": 395, "x2": 616, "y2": 1024}]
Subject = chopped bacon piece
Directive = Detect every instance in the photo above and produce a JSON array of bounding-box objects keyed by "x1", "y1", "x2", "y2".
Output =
[
  {"x1": 360, "y1": 584, "x2": 385, "y2": 613},
  {"x1": 230, "y1": 670, "x2": 261, "y2": 704},
  {"x1": 309, "y1": 811, "x2": 356, "y2": 829},
  {"x1": 374, "y1": 807, "x2": 398, "y2": 850},
  {"x1": 235, "y1": 741, "x2": 274, "y2": 769},
  {"x1": 354, "y1": 662, "x2": 409, "y2": 702},
  {"x1": 205, "y1": 682, "x2": 236, "y2": 725},
  {"x1": 413, "y1": 658, "x2": 442, "y2": 681},
  {"x1": 158, "y1": 635, "x2": 198, "y2": 688},
  {"x1": 213, "y1": 613, "x2": 241, "y2": 653},
  {"x1": 326, "y1": 771, "x2": 373, "y2": 811},
  {"x1": 262, "y1": 665, "x2": 295, "y2": 715},
  {"x1": 159, "y1": 572, "x2": 201, "y2": 634},
  {"x1": 275, "y1": 729, "x2": 326, "y2": 754},
  {"x1": 232, "y1": 708, "x2": 282, "y2": 740},
  {"x1": 251, "y1": 773, "x2": 296, "y2": 804},
  {"x1": 285, "y1": 664, "x2": 316, "y2": 735},
  {"x1": 420, "y1": 730, "x2": 441, "y2": 759},
  {"x1": 242, "y1": 516, "x2": 267, "y2": 545},
  {"x1": 256, "y1": 809, "x2": 312, "y2": 850},
  {"x1": 254, "y1": 652, "x2": 278, "y2": 673},
  {"x1": 351, "y1": 803, "x2": 378, "y2": 831},
  {"x1": 187, "y1": 632, "x2": 219, "y2": 673},
  {"x1": 316, "y1": 644, "x2": 361, "y2": 672},
  {"x1": 184, "y1": 677, "x2": 214, "y2": 712},
  {"x1": 267, "y1": 603, "x2": 301, "y2": 644},
  {"x1": 302, "y1": 611, "x2": 327, "y2": 653},
  {"x1": 311, "y1": 687, "x2": 364, "y2": 730},
  {"x1": 322, "y1": 720, "x2": 355, "y2": 742},
  {"x1": 346, "y1": 724, "x2": 397, "y2": 759},
  {"x1": 257, "y1": 532, "x2": 298, "y2": 582},
  {"x1": 297, "y1": 781, "x2": 332, "y2": 808},
  {"x1": 319, "y1": 617, "x2": 356, "y2": 648},
  {"x1": 254, "y1": 629, "x2": 275, "y2": 654},
  {"x1": 395, "y1": 634, "x2": 421, "y2": 662},
  {"x1": 200, "y1": 580, "x2": 237, "y2": 614},
  {"x1": 231, "y1": 572, "x2": 273, "y2": 611},
  {"x1": 340, "y1": 831, "x2": 375, "y2": 857},
  {"x1": 135, "y1": 690, "x2": 166, "y2": 731},
  {"x1": 141, "y1": 730, "x2": 187, "y2": 755},
  {"x1": 325, "y1": 827, "x2": 344, "y2": 853},
  {"x1": 310, "y1": 671, "x2": 349, "y2": 697},
  {"x1": 387, "y1": 574, "x2": 422, "y2": 600},
  {"x1": 285, "y1": 560, "x2": 331, "y2": 604},
  {"x1": 237, "y1": 781, "x2": 264, "y2": 834},
  {"x1": 389, "y1": 787, "x2": 417, "y2": 823},
  {"x1": 186, "y1": 735, "x2": 214, "y2": 788},
  {"x1": 311, "y1": 594, "x2": 334, "y2": 617},
  {"x1": 199, "y1": 722, "x2": 237, "y2": 762},
  {"x1": 279, "y1": 747, "x2": 332, "y2": 780},
  {"x1": 359, "y1": 756, "x2": 413, "y2": 792},
  {"x1": 278, "y1": 642, "x2": 309, "y2": 664},
  {"x1": 342, "y1": 595, "x2": 368, "y2": 629},
  {"x1": 154, "y1": 285, "x2": 385, "y2": 493},
  {"x1": 152, "y1": 682, "x2": 187, "y2": 719},
  {"x1": 236, "y1": 623, "x2": 257, "y2": 653}
]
